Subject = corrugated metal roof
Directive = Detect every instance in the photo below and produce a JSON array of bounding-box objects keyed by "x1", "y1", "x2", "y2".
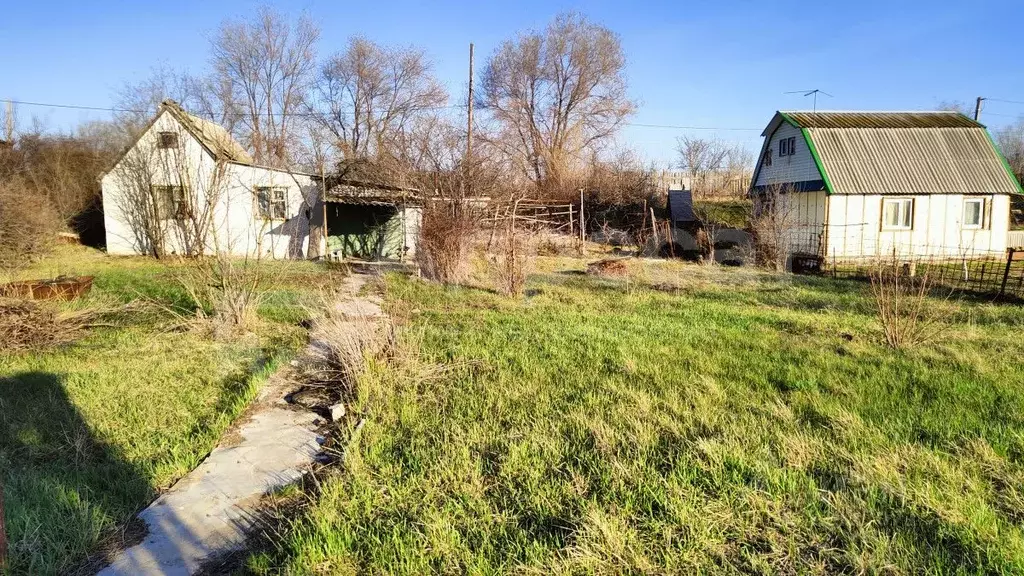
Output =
[
  {"x1": 161, "y1": 100, "x2": 254, "y2": 164},
  {"x1": 808, "y1": 127, "x2": 1021, "y2": 195},
  {"x1": 783, "y1": 111, "x2": 982, "y2": 130}
]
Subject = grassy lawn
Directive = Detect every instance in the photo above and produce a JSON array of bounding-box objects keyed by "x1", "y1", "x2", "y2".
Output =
[
  {"x1": 248, "y1": 258, "x2": 1024, "y2": 574},
  {"x1": 0, "y1": 247, "x2": 330, "y2": 574}
]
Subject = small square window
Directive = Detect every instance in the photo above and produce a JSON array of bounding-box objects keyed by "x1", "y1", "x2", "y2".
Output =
[
  {"x1": 157, "y1": 132, "x2": 179, "y2": 149},
  {"x1": 257, "y1": 187, "x2": 288, "y2": 220},
  {"x1": 882, "y1": 198, "x2": 913, "y2": 230},
  {"x1": 963, "y1": 198, "x2": 984, "y2": 228}
]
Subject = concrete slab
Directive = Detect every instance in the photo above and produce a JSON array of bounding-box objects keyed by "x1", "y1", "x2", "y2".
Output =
[{"x1": 96, "y1": 273, "x2": 383, "y2": 576}]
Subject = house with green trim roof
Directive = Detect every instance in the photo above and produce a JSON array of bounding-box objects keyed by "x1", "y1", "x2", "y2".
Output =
[{"x1": 750, "y1": 110, "x2": 1023, "y2": 262}]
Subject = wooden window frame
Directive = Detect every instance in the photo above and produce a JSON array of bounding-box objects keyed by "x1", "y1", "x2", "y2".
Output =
[
  {"x1": 256, "y1": 186, "x2": 288, "y2": 221},
  {"x1": 152, "y1": 185, "x2": 187, "y2": 221},
  {"x1": 881, "y1": 197, "x2": 914, "y2": 231},
  {"x1": 157, "y1": 131, "x2": 179, "y2": 149}
]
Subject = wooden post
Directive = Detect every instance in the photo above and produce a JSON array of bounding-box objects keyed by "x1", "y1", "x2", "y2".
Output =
[
  {"x1": 568, "y1": 203, "x2": 574, "y2": 238},
  {"x1": 650, "y1": 206, "x2": 659, "y2": 248},
  {"x1": 578, "y1": 188, "x2": 585, "y2": 254},
  {"x1": 1000, "y1": 248, "x2": 1014, "y2": 297}
]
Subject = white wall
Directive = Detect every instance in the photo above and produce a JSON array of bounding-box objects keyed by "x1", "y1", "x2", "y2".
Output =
[
  {"x1": 825, "y1": 194, "x2": 1010, "y2": 260},
  {"x1": 754, "y1": 122, "x2": 821, "y2": 187},
  {"x1": 101, "y1": 111, "x2": 317, "y2": 258}
]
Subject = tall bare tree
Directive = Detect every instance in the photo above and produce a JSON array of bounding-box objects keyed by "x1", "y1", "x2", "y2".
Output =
[
  {"x1": 996, "y1": 118, "x2": 1024, "y2": 181},
  {"x1": 480, "y1": 12, "x2": 635, "y2": 197},
  {"x1": 314, "y1": 37, "x2": 447, "y2": 177},
  {"x1": 211, "y1": 7, "x2": 319, "y2": 167}
]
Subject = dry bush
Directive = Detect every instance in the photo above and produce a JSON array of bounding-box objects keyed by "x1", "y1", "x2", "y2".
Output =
[
  {"x1": 870, "y1": 255, "x2": 950, "y2": 349},
  {"x1": 175, "y1": 253, "x2": 269, "y2": 339},
  {"x1": 417, "y1": 200, "x2": 476, "y2": 285},
  {"x1": 587, "y1": 258, "x2": 630, "y2": 277},
  {"x1": 492, "y1": 231, "x2": 533, "y2": 298},
  {"x1": 0, "y1": 178, "x2": 61, "y2": 272},
  {"x1": 750, "y1": 183, "x2": 796, "y2": 272}
]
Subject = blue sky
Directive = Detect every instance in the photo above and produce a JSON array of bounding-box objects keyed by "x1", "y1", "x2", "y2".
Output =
[{"x1": 2, "y1": 0, "x2": 1022, "y2": 166}]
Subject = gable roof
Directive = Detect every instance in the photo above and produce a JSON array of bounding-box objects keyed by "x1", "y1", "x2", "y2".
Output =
[
  {"x1": 753, "y1": 110, "x2": 1022, "y2": 195},
  {"x1": 159, "y1": 100, "x2": 253, "y2": 164}
]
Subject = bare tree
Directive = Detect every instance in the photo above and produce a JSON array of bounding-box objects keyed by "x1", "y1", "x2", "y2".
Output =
[
  {"x1": 677, "y1": 136, "x2": 731, "y2": 262},
  {"x1": 480, "y1": 12, "x2": 635, "y2": 198},
  {"x1": 314, "y1": 37, "x2": 446, "y2": 175},
  {"x1": 995, "y1": 118, "x2": 1024, "y2": 181},
  {"x1": 211, "y1": 7, "x2": 319, "y2": 166}
]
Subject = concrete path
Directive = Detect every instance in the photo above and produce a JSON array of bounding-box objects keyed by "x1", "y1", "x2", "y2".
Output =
[{"x1": 97, "y1": 273, "x2": 381, "y2": 576}]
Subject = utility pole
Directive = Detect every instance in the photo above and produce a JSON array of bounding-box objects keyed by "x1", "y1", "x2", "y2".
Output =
[
  {"x1": 466, "y1": 43, "x2": 474, "y2": 165},
  {"x1": 974, "y1": 96, "x2": 985, "y2": 122},
  {"x1": 3, "y1": 101, "x2": 13, "y2": 142}
]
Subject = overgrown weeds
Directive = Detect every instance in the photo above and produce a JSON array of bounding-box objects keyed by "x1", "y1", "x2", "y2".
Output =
[{"x1": 870, "y1": 254, "x2": 952, "y2": 349}]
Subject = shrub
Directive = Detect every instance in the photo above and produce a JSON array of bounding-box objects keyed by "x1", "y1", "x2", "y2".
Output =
[
  {"x1": 870, "y1": 254, "x2": 950, "y2": 349},
  {"x1": 492, "y1": 231, "x2": 532, "y2": 298},
  {"x1": 417, "y1": 200, "x2": 476, "y2": 285},
  {"x1": 0, "y1": 178, "x2": 60, "y2": 273}
]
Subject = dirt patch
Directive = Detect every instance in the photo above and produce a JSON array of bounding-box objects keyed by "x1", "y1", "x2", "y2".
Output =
[{"x1": 587, "y1": 258, "x2": 630, "y2": 277}]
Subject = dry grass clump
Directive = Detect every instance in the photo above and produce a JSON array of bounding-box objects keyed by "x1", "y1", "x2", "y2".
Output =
[
  {"x1": 587, "y1": 258, "x2": 630, "y2": 277},
  {"x1": 0, "y1": 298, "x2": 131, "y2": 354}
]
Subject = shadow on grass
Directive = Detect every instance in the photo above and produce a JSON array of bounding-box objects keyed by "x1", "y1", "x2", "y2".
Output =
[{"x1": 0, "y1": 372, "x2": 148, "y2": 575}]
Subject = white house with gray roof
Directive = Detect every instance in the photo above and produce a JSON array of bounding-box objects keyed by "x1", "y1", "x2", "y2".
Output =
[
  {"x1": 101, "y1": 100, "x2": 318, "y2": 258},
  {"x1": 750, "y1": 111, "x2": 1023, "y2": 261}
]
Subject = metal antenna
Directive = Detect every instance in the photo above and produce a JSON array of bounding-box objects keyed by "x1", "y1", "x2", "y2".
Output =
[{"x1": 784, "y1": 89, "x2": 833, "y2": 112}]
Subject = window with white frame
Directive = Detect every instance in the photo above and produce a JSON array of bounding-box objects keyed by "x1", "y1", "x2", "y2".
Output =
[
  {"x1": 152, "y1": 185, "x2": 186, "y2": 220},
  {"x1": 881, "y1": 198, "x2": 914, "y2": 230},
  {"x1": 963, "y1": 198, "x2": 985, "y2": 229},
  {"x1": 778, "y1": 136, "x2": 796, "y2": 157},
  {"x1": 257, "y1": 187, "x2": 288, "y2": 220}
]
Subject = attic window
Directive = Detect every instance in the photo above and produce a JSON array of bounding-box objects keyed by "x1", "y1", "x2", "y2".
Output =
[
  {"x1": 157, "y1": 132, "x2": 179, "y2": 149},
  {"x1": 778, "y1": 136, "x2": 797, "y2": 157},
  {"x1": 257, "y1": 187, "x2": 287, "y2": 220}
]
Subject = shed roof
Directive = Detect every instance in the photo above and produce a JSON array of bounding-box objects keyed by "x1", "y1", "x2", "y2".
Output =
[
  {"x1": 160, "y1": 100, "x2": 253, "y2": 164},
  {"x1": 753, "y1": 110, "x2": 1023, "y2": 195},
  {"x1": 780, "y1": 111, "x2": 983, "y2": 130}
]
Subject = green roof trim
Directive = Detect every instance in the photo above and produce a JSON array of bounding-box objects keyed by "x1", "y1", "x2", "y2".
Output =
[
  {"x1": 801, "y1": 128, "x2": 834, "y2": 195},
  {"x1": 984, "y1": 129, "x2": 1024, "y2": 195},
  {"x1": 778, "y1": 111, "x2": 799, "y2": 128}
]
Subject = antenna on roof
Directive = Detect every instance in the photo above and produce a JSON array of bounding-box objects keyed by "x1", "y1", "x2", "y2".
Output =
[{"x1": 784, "y1": 89, "x2": 833, "y2": 112}]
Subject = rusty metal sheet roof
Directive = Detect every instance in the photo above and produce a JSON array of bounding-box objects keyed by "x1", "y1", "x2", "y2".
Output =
[
  {"x1": 808, "y1": 126, "x2": 1021, "y2": 195},
  {"x1": 783, "y1": 111, "x2": 982, "y2": 130}
]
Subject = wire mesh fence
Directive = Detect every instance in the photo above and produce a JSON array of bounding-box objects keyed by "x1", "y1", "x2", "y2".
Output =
[{"x1": 781, "y1": 226, "x2": 1024, "y2": 300}]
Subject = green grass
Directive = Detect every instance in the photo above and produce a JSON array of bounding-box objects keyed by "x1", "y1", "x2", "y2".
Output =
[
  {"x1": 696, "y1": 199, "x2": 751, "y2": 229},
  {"x1": 248, "y1": 259, "x2": 1024, "y2": 575},
  {"x1": 0, "y1": 247, "x2": 331, "y2": 574}
]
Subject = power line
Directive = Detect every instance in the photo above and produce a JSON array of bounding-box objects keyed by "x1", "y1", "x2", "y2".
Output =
[
  {"x1": 986, "y1": 97, "x2": 1024, "y2": 106},
  {"x1": 0, "y1": 98, "x2": 466, "y2": 117},
  {"x1": 1, "y1": 97, "x2": 764, "y2": 132}
]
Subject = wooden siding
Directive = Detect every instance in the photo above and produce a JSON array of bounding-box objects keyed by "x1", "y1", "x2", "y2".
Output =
[{"x1": 754, "y1": 122, "x2": 822, "y2": 187}]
